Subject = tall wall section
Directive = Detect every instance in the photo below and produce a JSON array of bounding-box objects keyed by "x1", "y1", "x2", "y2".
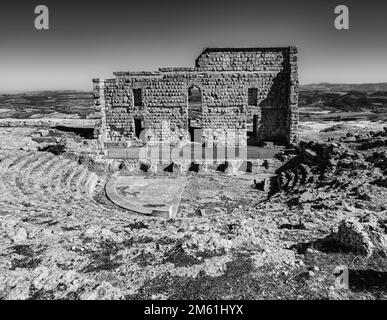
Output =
[{"x1": 93, "y1": 46, "x2": 298, "y2": 148}]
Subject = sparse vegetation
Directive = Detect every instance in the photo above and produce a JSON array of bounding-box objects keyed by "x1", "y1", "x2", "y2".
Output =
[{"x1": 0, "y1": 89, "x2": 386, "y2": 299}]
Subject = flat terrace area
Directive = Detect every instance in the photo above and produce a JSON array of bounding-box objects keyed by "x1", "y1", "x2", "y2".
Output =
[
  {"x1": 105, "y1": 144, "x2": 285, "y2": 160},
  {"x1": 105, "y1": 174, "x2": 187, "y2": 218}
]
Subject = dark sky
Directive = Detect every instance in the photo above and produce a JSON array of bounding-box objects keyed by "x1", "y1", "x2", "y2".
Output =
[{"x1": 1, "y1": 0, "x2": 386, "y2": 92}]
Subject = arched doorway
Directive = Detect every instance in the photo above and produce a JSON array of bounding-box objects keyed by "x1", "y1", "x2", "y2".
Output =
[{"x1": 187, "y1": 85, "x2": 202, "y2": 142}]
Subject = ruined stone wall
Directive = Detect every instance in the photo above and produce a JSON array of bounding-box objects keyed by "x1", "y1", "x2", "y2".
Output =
[
  {"x1": 93, "y1": 47, "x2": 298, "y2": 148},
  {"x1": 195, "y1": 47, "x2": 298, "y2": 143}
]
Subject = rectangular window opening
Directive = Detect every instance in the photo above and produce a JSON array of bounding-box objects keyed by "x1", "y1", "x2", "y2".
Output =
[
  {"x1": 133, "y1": 88, "x2": 143, "y2": 107},
  {"x1": 134, "y1": 118, "x2": 142, "y2": 138},
  {"x1": 248, "y1": 88, "x2": 258, "y2": 106}
]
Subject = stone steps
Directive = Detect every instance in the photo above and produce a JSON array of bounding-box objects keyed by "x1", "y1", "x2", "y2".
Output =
[
  {"x1": 25, "y1": 154, "x2": 59, "y2": 199},
  {"x1": 0, "y1": 151, "x2": 154, "y2": 217},
  {"x1": 2, "y1": 152, "x2": 39, "y2": 201},
  {"x1": 69, "y1": 166, "x2": 87, "y2": 193},
  {"x1": 277, "y1": 163, "x2": 312, "y2": 191},
  {"x1": 6, "y1": 152, "x2": 35, "y2": 170},
  {"x1": 0, "y1": 151, "x2": 108, "y2": 213},
  {"x1": 76, "y1": 170, "x2": 106, "y2": 210},
  {"x1": 39, "y1": 157, "x2": 69, "y2": 190},
  {"x1": 0, "y1": 154, "x2": 15, "y2": 197},
  {"x1": 49, "y1": 160, "x2": 78, "y2": 200},
  {"x1": 17, "y1": 152, "x2": 54, "y2": 196}
]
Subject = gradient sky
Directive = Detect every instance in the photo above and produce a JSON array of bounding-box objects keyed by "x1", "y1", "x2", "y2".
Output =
[{"x1": 1, "y1": 0, "x2": 386, "y2": 92}]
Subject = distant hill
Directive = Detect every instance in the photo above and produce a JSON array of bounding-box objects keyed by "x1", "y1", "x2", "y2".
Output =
[
  {"x1": 0, "y1": 91, "x2": 93, "y2": 119},
  {"x1": 300, "y1": 83, "x2": 387, "y2": 92},
  {"x1": 300, "y1": 90, "x2": 387, "y2": 110}
]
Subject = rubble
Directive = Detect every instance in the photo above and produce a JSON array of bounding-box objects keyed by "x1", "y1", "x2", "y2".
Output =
[
  {"x1": 0, "y1": 122, "x2": 386, "y2": 300},
  {"x1": 333, "y1": 219, "x2": 375, "y2": 257}
]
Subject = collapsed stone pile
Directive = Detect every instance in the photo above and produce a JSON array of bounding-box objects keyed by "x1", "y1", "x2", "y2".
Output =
[
  {"x1": 274, "y1": 128, "x2": 387, "y2": 195},
  {"x1": 265, "y1": 128, "x2": 387, "y2": 258},
  {"x1": 329, "y1": 214, "x2": 387, "y2": 257}
]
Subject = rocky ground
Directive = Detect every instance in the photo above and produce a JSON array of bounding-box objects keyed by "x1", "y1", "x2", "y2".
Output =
[{"x1": 0, "y1": 124, "x2": 386, "y2": 300}]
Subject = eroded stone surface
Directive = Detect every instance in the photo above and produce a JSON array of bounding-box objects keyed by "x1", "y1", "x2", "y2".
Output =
[{"x1": 0, "y1": 126, "x2": 387, "y2": 300}]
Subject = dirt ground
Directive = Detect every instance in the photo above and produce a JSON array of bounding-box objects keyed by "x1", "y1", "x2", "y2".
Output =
[{"x1": 0, "y1": 124, "x2": 386, "y2": 300}]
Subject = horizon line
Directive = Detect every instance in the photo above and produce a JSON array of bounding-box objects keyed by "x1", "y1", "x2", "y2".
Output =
[{"x1": 1, "y1": 81, "x2": 387, "y2": 95}]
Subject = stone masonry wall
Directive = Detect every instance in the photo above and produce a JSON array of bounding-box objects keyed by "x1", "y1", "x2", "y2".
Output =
[{"x1": 93, "y1": 47, "x2": 298, "y2": 148}]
